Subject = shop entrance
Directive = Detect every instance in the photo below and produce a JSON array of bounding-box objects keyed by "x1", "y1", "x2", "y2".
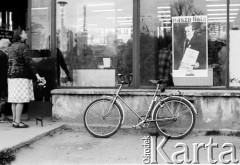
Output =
[
  {"x1": 0, "y1": 0, "x2": 28, "y2": 32},
  {"x1": 1, "y1": 0, "x2": 53, "y2": 119},
  {"x1": 0, "y1": 0, "x2": 28, "y2": 118}
]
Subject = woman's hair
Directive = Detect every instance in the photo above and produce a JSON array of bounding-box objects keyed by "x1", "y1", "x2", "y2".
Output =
[{"x1": 12, "y1": 28, "x2": 23, "y2": 42}]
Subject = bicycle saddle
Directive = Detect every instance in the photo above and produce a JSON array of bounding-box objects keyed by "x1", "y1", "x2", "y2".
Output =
[{"x1": 149, "y1": 79, "x2": 166, "y2": 84}]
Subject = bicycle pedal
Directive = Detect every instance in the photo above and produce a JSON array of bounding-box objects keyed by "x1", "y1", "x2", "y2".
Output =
[{"x1": 132, "y1": 125, "x2": 136, "y2": 129}]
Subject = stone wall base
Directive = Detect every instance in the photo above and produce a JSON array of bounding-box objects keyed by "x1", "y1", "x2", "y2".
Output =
[{"x1": 51, "y1": 88, "x2": 240, "y2": 131}]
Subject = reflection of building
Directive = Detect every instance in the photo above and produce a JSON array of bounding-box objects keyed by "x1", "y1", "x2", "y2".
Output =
[
  {"x1": 208, "y1": 23, "x2": 227, "y2": 41},
  {"x1": 76, "y1": 31, "x2": 88, "y2": 57},
  {"x1": 58, "y1": 1, "x2": 68, "y2": 51},
  {"x1": 117, "y1": 28, "x2": 131, "y2": 43},
  {"x1": 0, "y1": 11, "x2": 12, "y2": 30},
  {"x1": 74, "y1": 4, "x2": 88, "y2": 57},
  {"x1": 141, "y1": 15, "x2": 159, "y2": 36}
]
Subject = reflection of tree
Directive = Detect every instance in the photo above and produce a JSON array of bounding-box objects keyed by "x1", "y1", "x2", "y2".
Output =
[
  {"x1": 32, "y1": 22, "x2": 44, "y2": 29},
  {"x1": 140, "y1": 21, "x2": 172, "y2": 85},
  {"x1": 158, "y1": 31, "x2": 172, "y2": 49},
  {"x1": 31, "y1": 22, "x2": 47, "y2": 50},
  {"x1": 58, "y1": 28, "x2": 134, "y2": 86},
  {"x1": 117, "y1": 40, "x2": 133, "y2": 81},
  {"x1": 170, "y1": 0, "x2": 204, "y2": 16},
  {"x1": 140, "y1": 31, "x2": 158, "y2": 85}
]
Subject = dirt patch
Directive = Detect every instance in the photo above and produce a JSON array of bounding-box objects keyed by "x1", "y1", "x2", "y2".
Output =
[
  {"x1": 12, "y1": 127, "x2": 144, "y2": 164},
  {"x1": 11, "y1": 127, "x2": 240, "y2": 164}
]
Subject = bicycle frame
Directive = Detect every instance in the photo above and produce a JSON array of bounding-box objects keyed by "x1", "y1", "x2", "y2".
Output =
[
  {"x1": 84, "y1": 79, "x2": 197, "y2": 139},
  {"x1": 103, "y1": 83, "x2": 164, "y2": 127}
]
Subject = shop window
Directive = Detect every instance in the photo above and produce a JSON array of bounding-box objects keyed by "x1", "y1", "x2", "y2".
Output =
[
  {"x1": 140, "y1": 0, "x2": 229, "y2": 87},
  {"x1": 30, "y1": 0, "x2": 54, "y2": 100},
  {"x1": 56, "y1": 0, "x2": 133, "y2": 87},
  {"x1": 230, "y1": 0, "x2": 240, "y2": 87}
]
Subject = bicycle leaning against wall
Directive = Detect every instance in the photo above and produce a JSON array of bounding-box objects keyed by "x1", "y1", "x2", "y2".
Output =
[{"x1": 83, "y1": 74, "x2": 198, "y2": 139}]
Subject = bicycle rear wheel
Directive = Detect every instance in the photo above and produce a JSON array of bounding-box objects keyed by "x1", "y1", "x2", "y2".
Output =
[
  {"x1": 153, "y1": 97, "x2": 195, "y2": 139},
  {"x1": 83, "y1": 98, "x2": 123, "y2": 138}
]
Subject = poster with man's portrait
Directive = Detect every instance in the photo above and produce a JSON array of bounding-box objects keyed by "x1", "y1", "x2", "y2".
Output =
[{"x1": 172, "y1": 16, "x2": 208, "y2": 77}]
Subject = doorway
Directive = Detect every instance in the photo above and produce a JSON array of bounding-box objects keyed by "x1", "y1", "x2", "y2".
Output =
[
  {"x1": 0, "y1": 0, "x2": 28, "y2": 117},
  {"x1": 0, "y1": 0, "x2": 28, "y2": 32},
  {"x1": 1, "y1": 0, "x2": 54, "y2": 119}
]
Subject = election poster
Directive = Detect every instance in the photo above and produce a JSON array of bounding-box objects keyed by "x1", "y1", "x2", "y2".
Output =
[{"x1": 172, "y1": 15, "x2": 208, "y2": 77}]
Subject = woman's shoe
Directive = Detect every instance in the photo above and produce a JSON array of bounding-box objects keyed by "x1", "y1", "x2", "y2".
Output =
[
  {"x1": 12, "y1": 121, "x2": 18, "y2": 127},
  {"x1": 13, "y1": 122, "x2": 29, "y2": 128}
]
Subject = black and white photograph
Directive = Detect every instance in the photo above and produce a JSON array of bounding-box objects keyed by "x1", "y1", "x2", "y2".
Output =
[{"x1": 1, "y1": 0, "x2": 240, "y2": 164}]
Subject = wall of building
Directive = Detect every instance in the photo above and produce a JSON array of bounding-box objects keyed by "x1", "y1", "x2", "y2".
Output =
[{"x1": 51, "y1": 89, "x2": 240, "y2": 131}]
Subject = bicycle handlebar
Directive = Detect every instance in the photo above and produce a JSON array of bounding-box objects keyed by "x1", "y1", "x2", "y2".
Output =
[
  {"x1": 117, "y1": 73, "x2": 132, "y2": 85},
  {"x1": 160, "y1": 83, "x2": 166, "y2": 92}
]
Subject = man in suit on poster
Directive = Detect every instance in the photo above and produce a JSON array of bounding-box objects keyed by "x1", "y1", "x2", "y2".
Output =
[{"x1": 179, "y1": 23, "x2": 207, "y2": 70}]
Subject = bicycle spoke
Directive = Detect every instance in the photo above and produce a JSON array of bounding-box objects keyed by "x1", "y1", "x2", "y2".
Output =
[
  {"x1": 176, "y1": 107, "x2": 191, "y2": 116},
  {"x1": 154, "y1": 98, "x2": 195, "y2": 139},
  {"x1": 101, "y1": 117, "x2": 121, "y2": 125},
  {"x1": 84, "y1": 98, "x2": 123, "y2": 138},
  {"x1": 91, "y1": 109, "x2": 102, "y2": 117},
  {"x1": 174, "y1": 102, "x2": 184, "y2": 116}
]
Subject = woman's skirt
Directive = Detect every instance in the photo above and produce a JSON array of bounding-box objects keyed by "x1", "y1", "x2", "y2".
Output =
[{"x1": 8, "y1": 78, "x2": 34, "y2": 103}]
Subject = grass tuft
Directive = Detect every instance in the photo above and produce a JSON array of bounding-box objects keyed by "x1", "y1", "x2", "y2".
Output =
[{"x1": 0, "y1": 148, "x2": 16, "y2": 165}]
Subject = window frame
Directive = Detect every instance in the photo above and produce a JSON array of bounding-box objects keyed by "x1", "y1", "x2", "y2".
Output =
[{"x1": 52, "y1": 0, "x2": 239, "y2": 90}]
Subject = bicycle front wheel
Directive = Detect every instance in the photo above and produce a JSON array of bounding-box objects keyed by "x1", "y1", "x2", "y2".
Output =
[
  {"x1": 153, "y1": 97, "x2": 195, "y2": 139},
  {"x1": 83, "y1": 98, "x2": 123, "y2": 138}
]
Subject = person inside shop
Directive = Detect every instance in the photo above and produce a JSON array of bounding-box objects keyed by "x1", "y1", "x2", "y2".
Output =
[
  {"x1": 104, "y1": 32, "x2": 117, "y2": 55},
  {"x1": 158, "y1": 46, "x2": 174, "y2": 86},
  {"x1": 0, "y1": 38, "x2": 11, "y2": 122},
  {"x1": 57, "y1": 47, "x2": 73, "y2": 82},
  {"x1": 7, "y1": 28, "x2": 46, "y2": 128},
  {"x1": 178, "y1": 22, "x2": 206, "y2": 70},
  {"x1": 217, "y1": 40, "x2": 227, "y2": 85},
  {"x1": 56, "y1": 35, "x2": 73, "y2": 84}
]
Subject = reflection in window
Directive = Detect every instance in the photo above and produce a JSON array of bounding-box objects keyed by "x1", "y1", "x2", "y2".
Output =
[
  {"x1": 140, "y1": 0, "x2": 228, "y2": 87},
  {"x1": 31, "y1": 0, "x2": 51, "y2": 51},
  {"x1": 56, "y1": 0, "x2": 133, "y2": 87},
  {"x1": 230, "y1": 0, "x2": 240, "y2": 87},
  {"x1": 30, "y1": 0, "x2": 54, "y2": 101}
]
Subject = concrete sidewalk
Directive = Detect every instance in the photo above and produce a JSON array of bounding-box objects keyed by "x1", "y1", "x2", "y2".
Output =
[
  {"x1": 0, "y1": 117, "x2": 145, "y2": 153},
  {"x1": 0, "y1": 118, "x2": 64, "y2": 152},
  {"x1": 1, "y1": 117, "x2": 238, "y2": 154}
]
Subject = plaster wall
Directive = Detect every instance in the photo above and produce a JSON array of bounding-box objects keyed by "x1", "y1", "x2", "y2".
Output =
[{"x1": 51, "y1": 89, "x2": 240, "y2": 130}]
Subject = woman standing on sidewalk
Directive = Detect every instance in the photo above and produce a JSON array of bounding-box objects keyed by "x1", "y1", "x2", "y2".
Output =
[
  {"x1": 0, "y1": 39, "x2": 11, "y2": 122},
  {"x1": 7, "y1": 28, "x2": 45, "y2": 128}
]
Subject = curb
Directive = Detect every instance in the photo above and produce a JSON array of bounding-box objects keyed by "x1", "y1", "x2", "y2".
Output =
[
  {"x1": 63, "y1": 123, "x2": 240, "y2": 137},
  {"x1": 2, "y1": 123, "x2": 240, "y2": 153},
  {"x1": 0, "y1": 124, "x2": 65, "y2": 153}
]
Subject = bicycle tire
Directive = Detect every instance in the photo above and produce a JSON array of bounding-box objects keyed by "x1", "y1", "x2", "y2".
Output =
[
  {"x1": 83, "y1": 98, "x2": 123, "y2": 138},
  {"x1": 153, "y1": 97, "x2": 195, "y2": 139}
]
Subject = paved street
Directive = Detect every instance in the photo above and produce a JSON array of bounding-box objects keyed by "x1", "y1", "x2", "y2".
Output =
[{"x1": 12, "y1": 127, "x2": 240, "y2": 164}]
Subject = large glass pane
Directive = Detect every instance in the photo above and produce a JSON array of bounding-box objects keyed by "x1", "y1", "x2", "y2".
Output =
[
  {"x1": 230, "y1": 0, "x2": 240, "y2": 87},
  {"x1": 140, "y1": 0, "x2": 227, "y2": 87},
  {"x1": 31, "y1": 0, "x2": 54, "y2": 100},
  {"x1": 56, "y1": 0, "x2": 133, "y2": 87},
  {"x1": 31, "y1": 0, "x2": 51, "y2": 51}
]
